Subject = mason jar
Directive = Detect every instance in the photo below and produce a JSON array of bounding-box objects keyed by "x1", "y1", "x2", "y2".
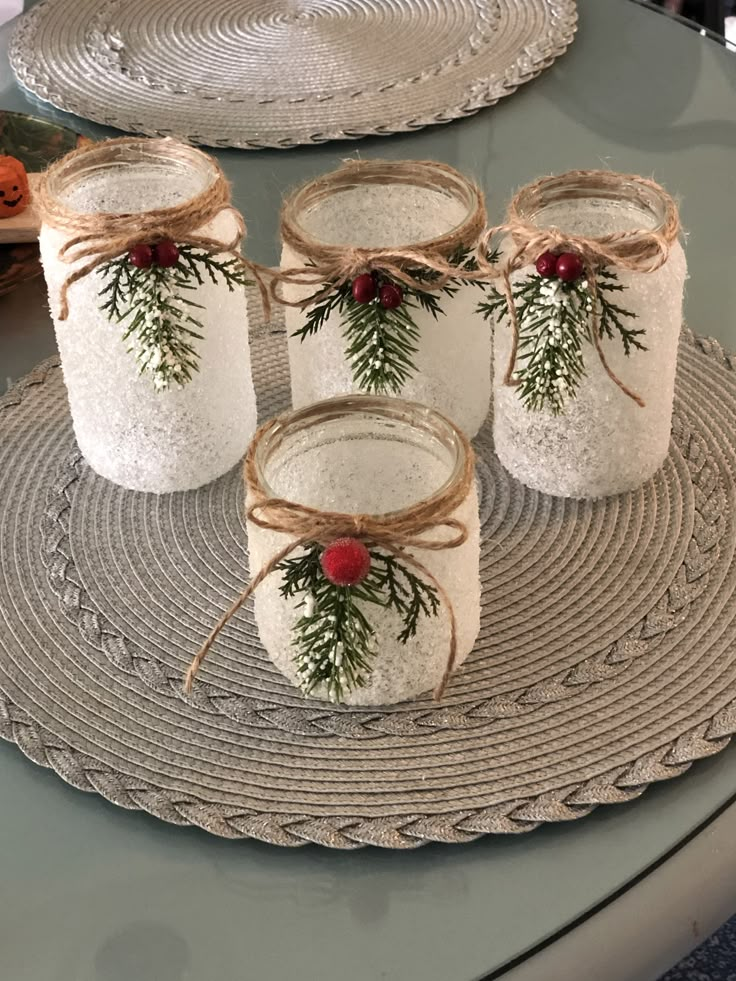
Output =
[
  {"x1": 492, "y1": 170, "x2": 686, "y2": 498},
  {"x1": 246, "y1": 395, "x2": 481, "y2": 706},
  {"x1": 279, "y1": 160, "x2": 491, "y2": 437},
  {"x1": 39, "y1": 137, "x2": 257, "y2": 494}
]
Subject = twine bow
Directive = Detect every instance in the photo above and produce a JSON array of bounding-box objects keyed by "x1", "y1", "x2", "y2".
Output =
[
  {"x1": 184, "y1": 403, "x2": 475, "y2": 702},
  {"x1": 271, "y1": 158, "x2": 494, "y2": 308},
  {"x1": 37, "y1": 137, "x2": 273, "y2": 321},
  {"x1": 488, "y1": 170, "x2": 681, "y2": 406}
]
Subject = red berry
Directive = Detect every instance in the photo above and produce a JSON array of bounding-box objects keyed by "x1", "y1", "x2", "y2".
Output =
[
  {"x1": 535, "y1": 251, "x2": 558, "y2": 278},
  {"x1": 128, "y1": 243, "x2": 154, "y2": 268},
  {"x1": 555, "y1": 252, "x2": 584, "y2": 282},
  {"x1": 320, "y1": 538, "x2": 371, "y2": 587},
  {"x1": 379, "y1": 283, "x2": 403, "y2": 309},
  {"x1": 351, "y1": 273, "x2": 377, "y2": 304},
  {"x1": 153, "y1": 239, "x2": 180, "y2": 268}
]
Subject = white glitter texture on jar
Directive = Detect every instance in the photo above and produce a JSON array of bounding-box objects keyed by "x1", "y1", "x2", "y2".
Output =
[
  {"x1": 247, "y1": 400, "x2": 481, "y2": 706},
  {"x1": 282, "y1": 180, "x2": 491, "y2": 437},
  {"x1": 493, "y1": 189, "x2": 686, "y2": 499},
  {"x1": 39, "y1": 142, "x2": 256, "y2": 494}
]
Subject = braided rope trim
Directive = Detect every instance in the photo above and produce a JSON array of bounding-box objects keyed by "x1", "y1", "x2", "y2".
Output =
[
  {"x1": 9, "y1": 2, "x2": 578, "y2": 150},
  {"x1": 1, "y1": 686, "x2": 735, "y2": 846},
  {"x1": 0, "y1": 355, "x2": 61, "y2": 412},
  {"x1": 36, "y1": 337, "x2": 728, "y2": 739}
]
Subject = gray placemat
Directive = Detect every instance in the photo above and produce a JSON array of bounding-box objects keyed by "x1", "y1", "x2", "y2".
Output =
[
  {"x1": 9, "y1": 0, "x2": 577, "y2": 149},
  {"x1": 1, "y1": 305, "x2": 735, "y2": 847}
]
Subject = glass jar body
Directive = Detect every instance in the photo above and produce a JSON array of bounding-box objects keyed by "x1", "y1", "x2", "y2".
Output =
[
  {"x1": 493, "y1": 179, "x2": 686, "y2": 498},
  {"x1": 282, "y1": 179, "x2": 490, "y2": 437},
  {"x1": 39, "y1": 141, "x2": 257, "y2": 494},
  {"x1": 247, "y1": 399, "x2": 481, "y2": 705}
]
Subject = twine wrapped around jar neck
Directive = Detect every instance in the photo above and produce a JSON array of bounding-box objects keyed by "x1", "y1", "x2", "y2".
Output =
[
  {"x1": 272, "y1": 158, "x2": 492, "y2": 307},
  {"x1": 37, "y1": 137, "x2": 272, "y2": 320},
  {"x1": 490, "y1": 170, "x2": 681, "y2": 406},
  {"x1": 184, "y1": 398, "x2": 476, "y2": 702}
]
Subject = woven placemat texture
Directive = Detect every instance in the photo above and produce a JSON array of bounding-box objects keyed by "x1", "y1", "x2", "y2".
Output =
[
  {"x1": 0, "y1": 303, "x2": 735, "y2": 847},
  {"x1": 9, "y1": 0, "x2": 577, "y2": 149}
]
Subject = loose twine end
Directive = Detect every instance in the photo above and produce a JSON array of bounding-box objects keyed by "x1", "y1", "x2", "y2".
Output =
[
  {"x1": 432, "y1": 606, "x2": 458, "y2": 702},
  {"x1": 183, "y1": 536, "x2": 306, "y2": 695}
]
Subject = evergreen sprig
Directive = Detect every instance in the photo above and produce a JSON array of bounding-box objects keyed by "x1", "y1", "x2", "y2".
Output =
[
  {"x1": 276, "y1": 544, "x2": 440, "y2": 701},
  {"x1": 478, "y1": 267, "x2": 640, "y2": 414},
  {"x1": 98, "y1": 245, "x2": 250, "y2": 391},
  {"x1": 597, "y1": 269, "x2": 647, "y2": 355},
  {"x1": 293, "y1": 248, "x2": 495, "y2": 395},
  {"x1": 514, "y1": 276, "x2": 590, "y2": 413}
]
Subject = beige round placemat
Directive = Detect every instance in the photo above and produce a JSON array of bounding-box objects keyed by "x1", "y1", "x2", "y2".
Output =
[
  {"x1": 9, "y1": 0, "x2": 577, "y2": 149},
  {"x1": 1, "y1": 303, "x2": 735, "y2": 847}
]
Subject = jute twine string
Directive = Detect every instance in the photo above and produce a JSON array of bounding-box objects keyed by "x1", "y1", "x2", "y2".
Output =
[
  {"x1": 37, "y1": 137, "x2": 273, "y2": 320},
  {"x1": 486, "y1": 170, "x2": 681, "y2": 406},
  {"x1": 271, "y1": 158, "x2": 493, "y2": 308},
  {"x1": 184, "y1": 404, "x2": 475, "y2": 702}
]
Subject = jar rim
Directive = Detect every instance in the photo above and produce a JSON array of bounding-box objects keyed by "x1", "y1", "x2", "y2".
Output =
[
  {"x1": 43, "y1": 137, "x2": 220, "y2": 215},
  {"x1": 250, "y1": 394, "x2": 471, "y2": 520},
  {"x1": 509, "y1": 169, "x2": 679, "y2": 240},
  {"x1": 282, "y1": 159, "x2": 485, "y2": 254}
]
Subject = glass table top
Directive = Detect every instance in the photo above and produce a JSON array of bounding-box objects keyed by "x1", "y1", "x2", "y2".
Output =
[{"x1": 1, "y1": 0, "x2": 736, "y2": 978}]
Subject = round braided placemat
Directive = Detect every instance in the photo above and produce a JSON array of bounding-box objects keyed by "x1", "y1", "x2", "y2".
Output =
[
  {"x1": 1, "y1": 306, "x2": 736, "y2": 847},
  {"x1": 9, "y1": 0, "x2": 577, "y2": 149}
]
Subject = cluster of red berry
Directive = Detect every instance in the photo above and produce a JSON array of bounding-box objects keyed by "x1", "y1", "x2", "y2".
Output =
[
  {"x1": 128, "y1": 239, "x2": 180, "y2": 269},
  {"x1": 350, "y1": 272, "x2": 404, "y2": 310},
  {"x1": 534, "y1": 250, "x2": 584, "y2": 283}
]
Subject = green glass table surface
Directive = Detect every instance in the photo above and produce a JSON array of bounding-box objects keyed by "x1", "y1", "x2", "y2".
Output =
[{"x1": 2, "y1": 2, "x2": 736, "y2": 979}]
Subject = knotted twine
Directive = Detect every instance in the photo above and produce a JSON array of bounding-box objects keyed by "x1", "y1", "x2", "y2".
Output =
[
  {"x1": 271, "y1": 158, "x2": 493, "y2": 308},
  {"x1": 488, "y1": 170, "x2": 681, "y2": 406},
  {"x1": 37, "y1": 137, "x2": 272, "y2": 321},
  {"x1": 184, "y1": 401, "x2": 476, "y2": 702}
]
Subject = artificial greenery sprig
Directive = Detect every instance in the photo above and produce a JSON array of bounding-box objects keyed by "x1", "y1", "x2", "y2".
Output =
[
  {"x1": 292, "y1": 280, "x2": 422, "y2": 395},
  {"x1": 293, "y1": 248, "x2": 495, "y2": 396},
  {"x1": 276, "y1": 542, "x2": 440, "y2": 702},
  {"x1": 98, "y1": 243, "x2": 250, "y2": 391},
  {"x1": 596, "y1": 268, "x2": 647, "y2": 355},
  {"x1": 478, "y1": 265, "x2": 642, "y2": 414}
]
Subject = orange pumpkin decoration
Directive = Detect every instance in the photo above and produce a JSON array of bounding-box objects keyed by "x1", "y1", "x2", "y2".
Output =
[{"x1": 0, "y1": 155, "x2": 30, "y2": 219}]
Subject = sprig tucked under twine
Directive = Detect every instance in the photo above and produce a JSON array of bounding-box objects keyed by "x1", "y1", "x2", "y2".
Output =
[
  {"x1": 184, "y1": 400, "x2": 475, "y2": 702},
  {"x1": 37, "y1": 137, "x2": 273, "y2": 321},
  {"x1": 270, "y1": 158, "x2": 494, "y2": 308},
  {"x1": 486, "y1": 170, "x2": 681, "y2": 407}
]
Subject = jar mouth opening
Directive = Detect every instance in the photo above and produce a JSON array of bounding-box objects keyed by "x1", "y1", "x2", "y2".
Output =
[
  {"x1": 45, "y1": 138, "x2": 220, "y2": 216},
  {"x1": 284, "y1": 160, "x2": 483, "y2": 252},
  {"x1": 252, "y1": 395, "x2": 469, "y2": 519},
  {"x1": 511, "y1": 170, "x2": 676, "y2": 239}
]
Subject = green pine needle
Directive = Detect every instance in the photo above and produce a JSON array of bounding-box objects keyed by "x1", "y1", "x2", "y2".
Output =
[
  {"x1": 292, "y1": 247, "x2": 497, "y2": 395},
  {"x1": 276, "y1": 544, "x2": 441, "y2": 701},
  {"x1": 597, "y1": 269, "x2": 647, "y2": 355},
  {"x1": 514, "y1": 277, "x2": 590, "y2": 414},
  {"x1": 98, "y1": 244, "x2": 251, "y2": 391},
  {"x1": 479, "y1": 266, "x2": 640, "y2": 413}
]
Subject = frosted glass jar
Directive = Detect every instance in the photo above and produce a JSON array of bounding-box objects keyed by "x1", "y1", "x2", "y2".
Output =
[
  {"x1": 39, "y1": 138, "x2": 257, "y2": 494},
  {"x1": 247, "y1": 396, "x2": 481, "y2": 705},
  {"x1": 280, "y1": 160, "x2": 490, "y2": 437},
  {"x1": 493, "y1": 172, "x2": 686, "y2": 498}
]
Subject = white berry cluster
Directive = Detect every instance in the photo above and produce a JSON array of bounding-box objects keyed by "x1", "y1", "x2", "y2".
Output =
[
  {"x1": 134, "y1": 324, "x2": 184, "y2": 391},
  {"x1": 293, "y1": 607, "x2": 366, "y2": 702},
  {"x1": 516, "y1": 274, "x2": 597, "y2": 412}
]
